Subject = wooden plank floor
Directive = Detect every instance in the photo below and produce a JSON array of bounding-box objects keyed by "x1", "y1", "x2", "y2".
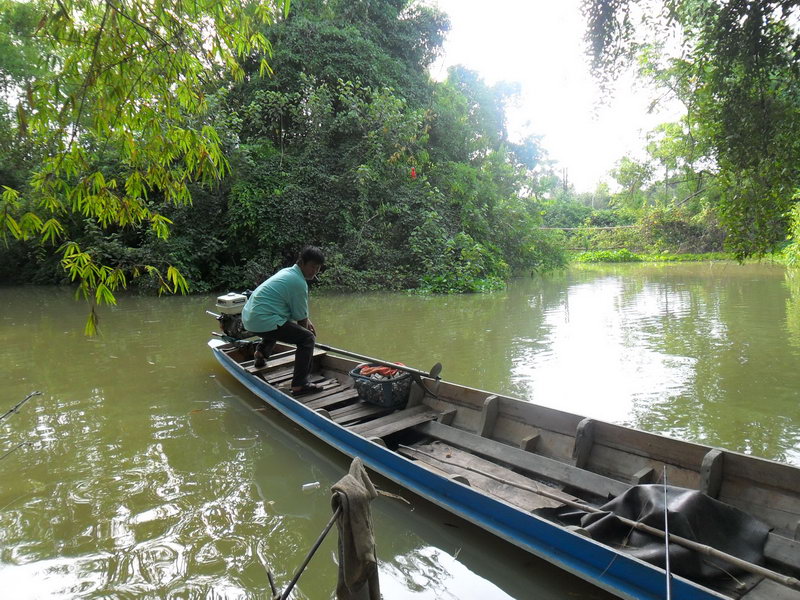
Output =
[
  {"x1": 330, "y1": 402, "x2": 393, "y2": 425},
  {"x1": 398, "y1": 441, "x2": 571, "y2": 512},
  {"x1": 305, "y1": 389, "x2": 360, "y2": 411},
  {"x1": 272, "y1": 375, "x2": 347, "y2": 399},
  {"x1": 742, "y1": 578, "x2": 800, "y2": 600},
  {"x1": 263, "y1": 367, "x2": 295, "y2": 384},
  {"x1": 255, "y1": 361, "x2": 423, "y2": 430},
  {"x1": 257, "y1": 362, "x2": 395, "y2": 428}
]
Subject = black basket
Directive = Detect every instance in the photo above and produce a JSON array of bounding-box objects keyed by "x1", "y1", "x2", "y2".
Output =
[{"x1": 349, "y1": 364, "x2": 412, "y2": 408}]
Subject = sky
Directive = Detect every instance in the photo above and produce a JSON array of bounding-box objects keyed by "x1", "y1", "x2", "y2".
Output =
[{"x1": 429, "y1": 0, "x2": 684, "y2": 192}]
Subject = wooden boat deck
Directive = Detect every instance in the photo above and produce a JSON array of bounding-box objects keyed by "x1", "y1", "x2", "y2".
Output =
[{"x1": 216, "y1": 342, "x2": 800, "y2": 600}]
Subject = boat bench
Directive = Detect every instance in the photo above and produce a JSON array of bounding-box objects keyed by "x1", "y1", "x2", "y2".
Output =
[
  {"x1": 349, "y1": 405, "x2": 450, "y2": 439},
  {"x1": 246, "y1": 347, "x2": 327, "y2": 374},
  {"x1": 413, "y1": 420, "x2": 629, "y2": 499}
]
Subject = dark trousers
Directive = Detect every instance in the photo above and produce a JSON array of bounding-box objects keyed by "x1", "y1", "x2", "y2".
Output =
[{"x1": 255, "y1": 322, "x2": 315, "y2": 388}]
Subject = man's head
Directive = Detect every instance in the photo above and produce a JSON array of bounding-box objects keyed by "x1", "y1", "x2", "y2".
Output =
[{"x1": 297, "y1": 245, "x2": 325, "y2": 280}]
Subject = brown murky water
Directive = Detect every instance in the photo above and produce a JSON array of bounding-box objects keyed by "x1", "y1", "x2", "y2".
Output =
[{"x1": 2, "y1": 261, "x2": 798, "y2": 598}]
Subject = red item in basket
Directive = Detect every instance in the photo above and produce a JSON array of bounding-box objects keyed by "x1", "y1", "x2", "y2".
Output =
[{"x1": 358, "y1": 363, "x2": 405, "y2": 377}]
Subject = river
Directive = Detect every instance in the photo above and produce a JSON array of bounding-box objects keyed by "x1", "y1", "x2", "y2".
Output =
[{"x1": 1, "y1": 261, "x2": 798, "y2": 599}]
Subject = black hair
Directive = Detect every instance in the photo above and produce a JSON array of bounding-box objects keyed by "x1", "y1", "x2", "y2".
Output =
[{"x1": 298, "y1": 245, "x2": 325, "y2": 265}]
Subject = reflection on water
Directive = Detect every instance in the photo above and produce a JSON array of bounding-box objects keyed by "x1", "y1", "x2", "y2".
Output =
[
  {"x1": 786, "y1": 269, "x2": 800, "y2": 351},
  {"x1": 314, "y1": 262, "x2": 800, "y2": 465},
  {"x1": 512, "y1": 274, "x2": 699, "y2": 422},
  {"x1": 2, "y1": 261, "x2": 799, "y2": 597},
  {"x1": 0, "y1": 287, "x2": 607, "y2": 599},
  {"x1": 381, "y1": 547, "x2": 510, "y2": 599}
]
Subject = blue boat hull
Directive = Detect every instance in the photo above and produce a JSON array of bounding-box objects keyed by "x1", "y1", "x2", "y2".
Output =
[{"x1": 211, "y1": 342, "x2": 728, "y2": 600}]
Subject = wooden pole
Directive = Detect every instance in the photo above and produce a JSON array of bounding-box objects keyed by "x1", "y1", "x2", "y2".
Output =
[
  {"x1": 663, "y1": 466, "x2": 672, "y2": 600},
  {"x1": 0, "y1": 391, "x2": 42, "y2": 422},
  {"x1": 279, "y1": 503, "x2": 343, "y2": 600}
]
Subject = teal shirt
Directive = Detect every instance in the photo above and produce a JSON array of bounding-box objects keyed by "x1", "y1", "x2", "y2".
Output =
[{"x1": 241, "y1": 264, "x2": 309, "y2": 333}]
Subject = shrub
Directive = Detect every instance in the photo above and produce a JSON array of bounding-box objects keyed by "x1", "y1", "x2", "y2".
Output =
[
  {"x1": 573, "y1": 249, "x2": 642, "y2": 263},
  {"x1": 417, "y1": 232, "x2": 509, "y2": 293}
]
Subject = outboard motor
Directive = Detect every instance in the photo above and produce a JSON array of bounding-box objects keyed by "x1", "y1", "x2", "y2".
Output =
[{"x1": 210, "y1": 292, "x2": 254, "y2": 340}]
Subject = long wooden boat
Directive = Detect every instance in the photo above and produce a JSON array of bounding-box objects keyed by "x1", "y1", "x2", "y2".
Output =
[{"x1": 208, "y1": 338, "x2": 800, "y2": 600}]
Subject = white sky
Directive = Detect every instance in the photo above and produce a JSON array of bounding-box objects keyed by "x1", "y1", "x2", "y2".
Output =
[{"x1": 429, "y1": 0, "x2": 684, "y2": 192}]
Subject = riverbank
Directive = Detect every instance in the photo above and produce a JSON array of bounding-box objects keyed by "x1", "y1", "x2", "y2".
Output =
[
  {"x1": 570, "y1": 248, "x2": 795, "y2": 266},
  {"x1": 571, "y1": 249, "x2": 732, "y2": 263}
]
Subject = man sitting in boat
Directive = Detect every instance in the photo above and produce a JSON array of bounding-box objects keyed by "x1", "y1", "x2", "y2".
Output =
[{"x1": 242, "y1": 246, "x2": 325, "y2": 396}]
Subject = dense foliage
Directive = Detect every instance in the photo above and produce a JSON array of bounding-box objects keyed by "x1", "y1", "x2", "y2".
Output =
[
  {"x1": 0, "y1": 0, "x2": 291, "y2": 331},
  {"x1": 540, "y1": 126, "x2": 727, "y2": 259},
  {"x1": 6, "y1": 0, "x2": 797, "y2": 320},
  {"x1": 1, "y1": 0, "x2": 563, "y2": 308},
  {"x1": 583, "y1": 0, "x2": 800, "y2": 259}
]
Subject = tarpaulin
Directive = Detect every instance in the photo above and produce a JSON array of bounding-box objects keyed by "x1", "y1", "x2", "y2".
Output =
[{"x1": 546, "y1": 485, "x2": 770, "y2": 581}]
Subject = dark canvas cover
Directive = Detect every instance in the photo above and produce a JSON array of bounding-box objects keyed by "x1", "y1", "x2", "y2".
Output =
[{"x1": 547, "y1": 485, "x2": 770, "y2": 581}]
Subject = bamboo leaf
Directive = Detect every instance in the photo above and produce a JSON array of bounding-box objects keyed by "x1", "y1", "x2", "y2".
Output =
[
  {"x1": 40, "y1": 219, "x2": 65, "y2": 245},
  {"x1": 95, "y1": 283, "x2": 117, "y2": 306},
  {"x1": 4, "y1": 214, "x2": 21, "y2": 239},
  {"x1": 167, "y1": 265, "x2": 188, "y2": 294},
  {"x1": 19, "y1": 212, "x2": 44, "y2": 239},
  {"x1": 2, "y1": 0, "x2": 286, "y2": 333},
  {"x1": 84, "y1": 308, "x2": 99, "y2": 336}
]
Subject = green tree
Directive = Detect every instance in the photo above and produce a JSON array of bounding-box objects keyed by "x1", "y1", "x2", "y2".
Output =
[
  {"x1": 2, "y1": 0, "x2": 563, "y2": 300},
  {"x1": 611, "y1": 155, "x2": 654, "y2": 210},
  {"x1": 0, "y1": 2, "x2": 48, "y2": 190},
  {"x1": 0, "y1": 0, "x2": 289, "y2": 332},
  {"x1": 583, "y1": 0, "x2": 800, "y2": 258},
  {"x1": 217, "y1": 5, "x2": 555, "y2": 292}
]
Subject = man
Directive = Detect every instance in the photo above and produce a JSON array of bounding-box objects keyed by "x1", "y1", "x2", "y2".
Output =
[{"x1": 242, "y1": 246, "x2": 325, "y2": 396}]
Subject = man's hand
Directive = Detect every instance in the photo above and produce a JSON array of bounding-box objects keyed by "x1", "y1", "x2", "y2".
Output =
[{"x1": 299, "y1": 318, "x2": 316, "y2": 335}]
